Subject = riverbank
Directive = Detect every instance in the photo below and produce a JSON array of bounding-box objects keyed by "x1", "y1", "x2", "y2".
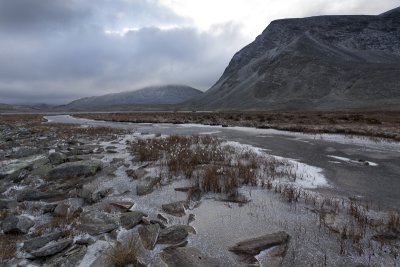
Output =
[
  {"x1": 0, "y1": 116, "x2": 399, "y2": 266},
  {"x1": 73, "y1": 111, "x2": 400, "y2": 142}
]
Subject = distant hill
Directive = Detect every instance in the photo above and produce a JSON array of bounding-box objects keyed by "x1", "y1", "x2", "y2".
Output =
[
  {"x1": 0, "y1": 103, "x2": 38, "y2": 113},
  {"x1": 186, "y1": 6, "x2": 400, "y2": 111},
  {"x1": 62, "y1": 85, "x2": 203, "y2": 110}
]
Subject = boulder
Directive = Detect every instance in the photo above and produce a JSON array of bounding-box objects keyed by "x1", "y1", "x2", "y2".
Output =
[
  {"x1": 126, "y1": 168, "x2": 148, "y2": 180},
  {"x1": 160, "y1": 247, "x2": 219, "y2": 267},
  {"x1": 229, "y1": 231, "x2": 289, "y2": 256},
  {"x1": 136, "y1": 177, "x2": 161, "y2": 196},
  {"x1": 2, "y1": 215, "x2": 35, "y2": 234},
  {"x1": 158, "y1": 225, "x2": 195, "y2": 245},
  {"x1": 120, "y1": 211, "x2": 146, "y2": 229},
  {"x1": 30, "y1": 239, "x2": 72, "y2": 258},
  {"x1": 12, "y1": 147, "x2": 43, "y2": 158},
  {"x1": 23, "y1": 231, "x2": 65, "y2": 252},
  {"x1": 17, "y1": 190, "x2": 67, "y2": 202},
  {"x1": 77, "y1": 211, "x2": 118, "y2": 235},
  {"x1": 47, "y1": 160, "x2": 102, "y2": 180},
  {"x1": 0, "y1": 155, "x2": 47, "y2": 179},
  {"x1": 110, "y1": 201, "x2": 134, "y2": 211},
  {"x1": 138, "y1": 224, "x2": 160, "y2": 250},
  {"x1": 162, "y1": 201, "x2": 188, "y2": 217},
  {"x1": 49, "y1": 152, "x2": 67, "y2": 165}
]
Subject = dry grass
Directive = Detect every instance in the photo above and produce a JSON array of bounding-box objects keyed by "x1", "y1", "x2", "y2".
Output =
[
  {"x1": 0, "y1": 235, "x2": 20, "y2": 260},
  {"x1": 106, "y1": 235, "x2": 143, "y2": 267},
  {"x1": 132, "y1": 135, "x2": 300, "y2": 195},
  {"x1": 0, "y1": 114, "x2": 44, "y2": 123},
  {"x1": 75, "y1": 110, "x2": 400, "y2": 141}
]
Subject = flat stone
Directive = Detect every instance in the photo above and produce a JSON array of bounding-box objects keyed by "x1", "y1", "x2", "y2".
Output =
[
  {"x1": 120, "y1": 211, "x2": 146, "y2": 229},
  {"x1": 0, "y1": 155, "x2": 47, "y2": 179},
  {"x1": 158, "y1": 225, "x2": 194, "y2": 245},
  {"x1": 77, "y1": 211, "x2": 118, "y2": 235},
  {"x1": 23, "y1": 231, "x2": 65, "y2": 252},
  {"x1": 47, "y1": 160, "x2": 102, "y2": 180},
  {"x1": 2, "y1": 215, "x2": 35, "y2": 234},
  {"x1": 17, "y1": 190, "x2": 67, "y2": 202},
  {"x1": 49, "y1": 152, "x2": 67, "y2": 165},
  {"x1": 160, "y1": 247, "x2": 219, "y2": 267},
  {"x1": 110, "y1": 201, "x2": 134, "y2": 211},
  {"x1": 139, "y1": 223, "x2": 160, "y2": 250},
  {"x1": 136, "y1": 176, "x2": 161, "y2": 196},
  {"x1": 12, "y1": 147, "x2": 43, "y2": 158},
  {"x1": 162, "y1": 201, "x2": 188, "y2": 217},
  {"x1": 30, "y1": 239, "x2": 72, "y2": 258},
  {"x1": 229, "y1": 231, "x2": 289, "y2": 256},
  {"x1": 126, "y1": 168, "x2": 148, "y2": 180}
]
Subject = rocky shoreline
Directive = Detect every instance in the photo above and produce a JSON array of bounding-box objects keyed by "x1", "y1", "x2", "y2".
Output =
[{"x1": 0, "y1": 117, "x2": 399, "y2": 266}]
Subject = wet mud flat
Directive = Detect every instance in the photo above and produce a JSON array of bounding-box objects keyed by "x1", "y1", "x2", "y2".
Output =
[{"x1": 0, "y1": 116, "x2": 399, "y2": 266}]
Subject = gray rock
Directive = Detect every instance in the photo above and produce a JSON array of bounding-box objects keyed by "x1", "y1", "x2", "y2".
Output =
[
  {"x1": 158, "y1": 225, "x2": 194, "y2": 245},
  {"x1": 160, "y1": 247, "x2": 219, "y2": 267},
  {"x1": 12, "y1": 147, "x2": 43, "y2": 158},
  {"x1": 126, "y1": 168, "x2": 148, "y2": 180},
  {"x1": 138, "y1": 224, "x2": 160, "y2": 250},
  {"x1": 75, "y1": 237, "x2": 95, "y2": 246},
  {"x1": 110, "y1": 201, "x2": 135, "y2": 211},
  {"x1": 0, "y1": 154, "x2": 47, "y2": 179},
  {"x1": 2, "y1": 215, "x2": 35, "y2": 234},
  {"x1": 162, "y1": 201, "x2": 188, "y2": 217},
  {"x1": 23, "y1": 231, "x2": 65, "y2": 252},
  {"x1": 17, "y1": 190, "x2": 67, "y2": 202},
  {"x1": 0, "y1": 198, "x2": 17, "y2": 210},
  {"x1": 48, "y1": 244, "x2": 88, "y2": 267},
  {"x1": 47, "y1": 160, "x2": 102, "y2": 179},
  {"x1": 229, "y1": 231, "x2": 289, "y2": 256},
  {"x1": 54, "y1": 199, "x2": 83, "y2": 217},
  {"x1": 136, "y1": 176, "x2": 161, "y2": 196},
  {"x1": 77, "y1": 211, "x2": 118, "y2": 235},
  {"x1": 79, "y1": 186, "x2": 113, "y2": 204},
  {"x1": 120, "y1": 211, "x2": 146, "y2": 229},
  {"x1": 30, "y1": 239, "x2": 72, "y2": 258},
  {"x1": 49, "y1": 152, "x2": 66, "y2": 165}
]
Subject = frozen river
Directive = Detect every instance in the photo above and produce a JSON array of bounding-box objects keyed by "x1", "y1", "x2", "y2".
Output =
[{"x1": 46, "y1": 115, "x2": 400, "y2": 211}]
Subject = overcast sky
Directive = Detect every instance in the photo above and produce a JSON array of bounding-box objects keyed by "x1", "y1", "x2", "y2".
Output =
[{"x1": 0, "y1": 0, "x2": 398, "y2": 104}]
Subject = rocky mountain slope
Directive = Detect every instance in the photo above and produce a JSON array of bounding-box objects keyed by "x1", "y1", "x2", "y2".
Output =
[
  {"x1": 63, "y1": 85, "x2": 203, "y2": 110},
  {"x1": 187, "y1": 6, "x2": 400, "y2": 110}
]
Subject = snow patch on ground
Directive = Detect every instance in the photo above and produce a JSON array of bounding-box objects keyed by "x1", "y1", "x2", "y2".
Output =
[
  {"x1": 328, "y1": 155, "x2": 378, "y2": 166},
  {"x1": 78, "y1": 240, "x2": 110, "y2": 267},
  {"x1": 223, "y1": 141, "x2": 328, "y2": 189}
]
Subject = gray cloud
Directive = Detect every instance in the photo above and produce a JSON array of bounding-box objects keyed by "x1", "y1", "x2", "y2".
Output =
[{"x1": 0, "y1": 20, "x2": 243, "y2": 104}]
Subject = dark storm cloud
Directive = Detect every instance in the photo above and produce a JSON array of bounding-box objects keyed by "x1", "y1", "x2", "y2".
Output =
[{"x1": 0, "y1": 0, "x2": 243, "y2": 104}]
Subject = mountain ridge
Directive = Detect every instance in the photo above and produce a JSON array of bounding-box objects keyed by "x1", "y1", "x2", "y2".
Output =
[{"x1": 185, "y1": 6, "x2": 400, "y2": 111}]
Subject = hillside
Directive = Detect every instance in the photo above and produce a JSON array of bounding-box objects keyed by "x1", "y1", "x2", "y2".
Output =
[
  {"x1": 186, "y1": 7, "x2": 400, "y2": 111},
  {"x1": 63, "y1": 85, "x2": 203, "y2": 110}
]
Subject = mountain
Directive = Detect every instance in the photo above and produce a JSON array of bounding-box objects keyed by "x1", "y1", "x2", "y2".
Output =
[
  {"x1": 63, "y1": 85, "x2": 203, "y2": 110},
  {"x1": 187, "y1": 7, "x2": 400, "y2": 111}
]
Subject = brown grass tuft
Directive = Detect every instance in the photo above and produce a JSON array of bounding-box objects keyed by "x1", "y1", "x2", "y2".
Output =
[
  {"x1": 0, "y1": 234, "x2": 20, "y2": 260},
  {"x1": 106, "y1": 235, "x2": 143, "y2": 267}
]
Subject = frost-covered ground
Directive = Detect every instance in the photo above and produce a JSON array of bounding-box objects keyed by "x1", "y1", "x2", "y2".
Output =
[
  {"x1": 69, "y1": 133, "x2": 398, "y2": 266},
  {"x1": 2, "y1": 116, "x2": 397, "y2": 266}
]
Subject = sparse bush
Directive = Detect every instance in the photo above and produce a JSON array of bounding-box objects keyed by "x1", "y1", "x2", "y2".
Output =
[{"x1": 106, "y1": 235, "x2": 143, "y2": 267}]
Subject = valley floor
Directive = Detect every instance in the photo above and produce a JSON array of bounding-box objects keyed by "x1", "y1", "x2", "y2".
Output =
[
  {"x1": 0, "y1": 114, "x2": 399, "y2": 266},
  {"x1": 73, "y1": 110, "x2": 400, "y2": 142}
]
